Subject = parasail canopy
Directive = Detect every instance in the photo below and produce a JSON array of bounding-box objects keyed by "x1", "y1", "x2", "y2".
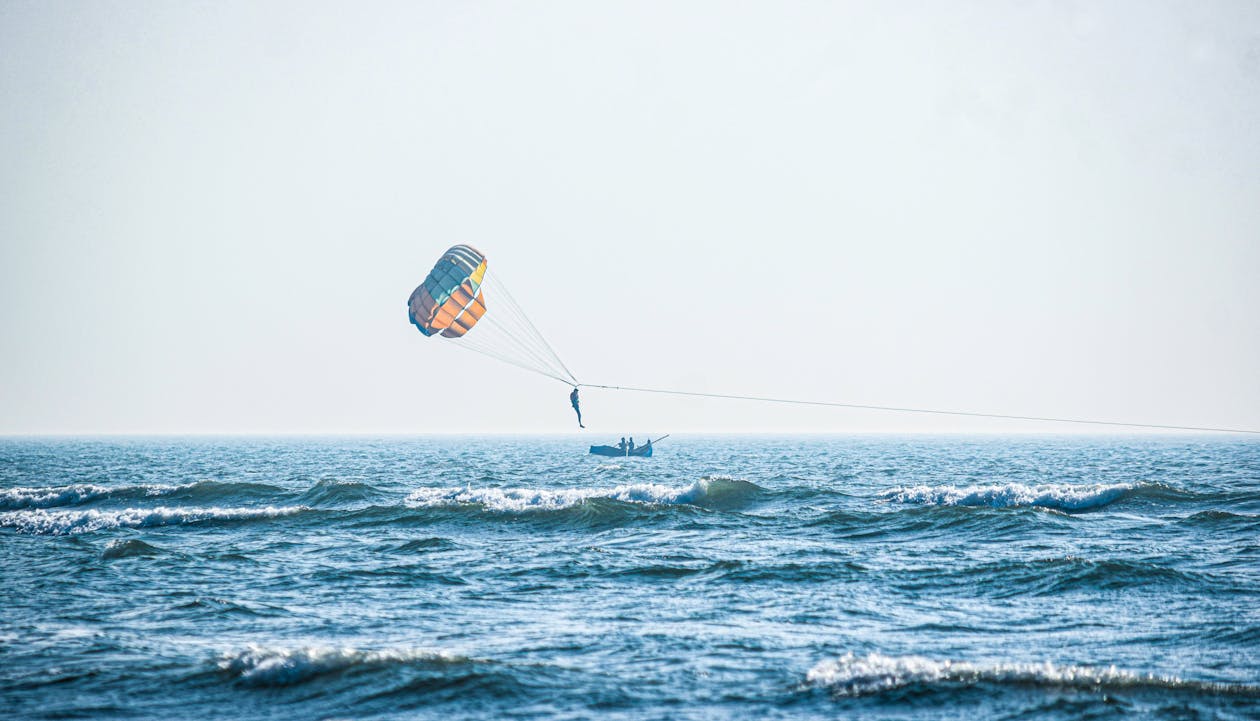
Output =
[{"x1": 408, "y1": 244, "x2": 488, "y2": 338}]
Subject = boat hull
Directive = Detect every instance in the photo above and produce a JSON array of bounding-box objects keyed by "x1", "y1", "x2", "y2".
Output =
[{"x1": 589, "y1": 444, "x2": 653, "y2": 457}]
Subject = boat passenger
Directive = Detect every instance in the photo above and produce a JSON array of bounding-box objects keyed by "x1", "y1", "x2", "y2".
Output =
[
  {"x1": 628, "y1": 437, "x2": 636, "y2": 451},
  {"x1": 618, "y1": 437, "x2": 627, "y2": 452}
]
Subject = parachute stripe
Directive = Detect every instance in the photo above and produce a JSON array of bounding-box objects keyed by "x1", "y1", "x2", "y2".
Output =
[
  {"x1": 461, "y1": 295, "x2": 487, "y2": 323},
  {"x1": 440, "y1": 283, "x2": 488, "y2": 337}
]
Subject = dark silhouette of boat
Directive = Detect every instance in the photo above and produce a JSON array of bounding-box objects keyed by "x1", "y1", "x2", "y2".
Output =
[
  {"x1": 589, "y1": 443, "x2": 653, "y2": 457},
  {"x1": 588, "y1": 435, "x2": 667, "y2": 458}
]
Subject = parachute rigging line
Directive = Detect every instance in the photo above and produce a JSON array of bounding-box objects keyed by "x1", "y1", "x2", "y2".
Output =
[
  {"x1": 454, "y1": 271, "x2": 577, "y2": 386},
  {"x1": 492, "y1": 277, "x2": 579, "y2": 386},
  {"x1": 446, "y1": 335, "x2": 572, "y2": 385},
  {"x1": 578, "y1": 383, "x2": 1260, "y2": 435}
]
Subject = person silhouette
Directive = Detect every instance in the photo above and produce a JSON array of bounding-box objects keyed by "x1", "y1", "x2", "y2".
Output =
[{"x1": 569, "y1": 387, "x2": 584, "y2": 428}]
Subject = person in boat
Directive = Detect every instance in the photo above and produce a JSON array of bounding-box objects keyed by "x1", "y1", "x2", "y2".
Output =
[
  {"x1": 628, "y1": 437, "x2": 636, "y2": 451},
  {"x1": 570, "y1": 387, "x2": 584, "y2": 428},
  {"x1": 618, "y1": 437, "x2": 627, "y2": 452}
]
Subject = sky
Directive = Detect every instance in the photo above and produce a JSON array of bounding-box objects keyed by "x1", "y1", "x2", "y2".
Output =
[{"x1": 1, "y1": 1, "x2": 1258, "y2": 435}]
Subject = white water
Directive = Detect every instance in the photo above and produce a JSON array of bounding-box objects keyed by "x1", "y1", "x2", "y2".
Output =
[
  {"x1": 885, "y1": 482, "x2": 1134, "y2": 511},
  {"x1": 404, "y1": 476, "x2": 757, "y2": 512},
  {"x1": 0, "y1": 505, "x2": 307, "y2": 534},
  {"x1": 808, "y1": 652, "x2": 1174, "y2": 696},
  {"x1": 219, "y1": 644, "x2": 469, "y2": 686}
]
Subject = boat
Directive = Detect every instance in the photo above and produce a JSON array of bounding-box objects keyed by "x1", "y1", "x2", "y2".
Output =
[{"x1": 589, "y1": 443, "x2": 653, "y2": 457}]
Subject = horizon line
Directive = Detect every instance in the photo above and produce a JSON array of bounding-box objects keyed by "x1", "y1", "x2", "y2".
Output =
[{"x1": 1, "y1": 429, "x2": 1254, "y2": 439}]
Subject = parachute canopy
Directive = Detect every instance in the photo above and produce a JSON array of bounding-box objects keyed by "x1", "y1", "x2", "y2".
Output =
[
  {"x1": 407, "y1": 245, "x2": 578, "y2": 386},
  {"x1": 408, "y1": 244, "x2": 488, "y2": 338}
]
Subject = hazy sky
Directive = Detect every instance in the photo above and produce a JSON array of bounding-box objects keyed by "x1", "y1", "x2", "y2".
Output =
[{"x1": 2, "y1": 1, "x2": 1258, "y2": 434}]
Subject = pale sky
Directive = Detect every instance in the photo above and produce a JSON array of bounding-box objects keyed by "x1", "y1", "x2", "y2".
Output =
[{"x1": 2, "y1": 1, "x2": 1258, "y2": 434}]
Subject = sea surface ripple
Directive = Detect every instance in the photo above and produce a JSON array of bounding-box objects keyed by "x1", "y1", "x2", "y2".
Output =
[{"x1": 2, "y1": 435, "x2": 1258, "y2": 720}]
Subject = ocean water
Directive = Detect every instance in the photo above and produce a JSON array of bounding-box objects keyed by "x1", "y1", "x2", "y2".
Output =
[{"x1": 2, "y1": 435, "x2": 1258, "y2": 720}]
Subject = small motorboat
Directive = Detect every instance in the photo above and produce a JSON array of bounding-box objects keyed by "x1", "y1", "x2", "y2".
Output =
[
  {"x1": 588, "y1": 435, "x2": 668, "y2": 458},
  {"x1": 589, "y1": 443, "x2": 653, "y2": 458}
]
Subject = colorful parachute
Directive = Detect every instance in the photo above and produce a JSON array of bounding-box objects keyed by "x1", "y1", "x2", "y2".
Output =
[
  {"x1": 408, "y1": 245, "x2": 578, "y2": 385},
  {"x1": 408, "y1": 245, "x2": 488, "y2": 338}
]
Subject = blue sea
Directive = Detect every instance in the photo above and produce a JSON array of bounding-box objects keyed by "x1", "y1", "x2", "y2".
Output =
[{"x1": 2, "y1": 436, "x2": 1258, "y2": 720}]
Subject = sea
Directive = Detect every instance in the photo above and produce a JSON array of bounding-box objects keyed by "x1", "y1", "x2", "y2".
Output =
[{"x1": 2, "y1": 435, "x2": 1258, "y2": 720}]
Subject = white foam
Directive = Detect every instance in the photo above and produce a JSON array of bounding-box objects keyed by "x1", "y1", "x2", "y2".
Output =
[
  {"x1": 807, "y1": 652, "x2": 1162, "y2": 696},
  {"x1": 405, "y1": 477, "x2": 755, "y2": 512},
  {"x1": 0, "y1": 483, "x2": 185, "y2": 510},
  {"x1": 0, "y1": 505, "x2": 306, "y2": 535},
  {"x1": 885, "y1": 482, "x2": 1132, "y2": 511},
  {"x1": 219, "y1": 644, "x2": 466, "y2": 686}
]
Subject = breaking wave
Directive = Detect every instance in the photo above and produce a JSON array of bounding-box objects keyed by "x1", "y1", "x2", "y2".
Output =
[
  {"x1": 0, "y1": 505, "x2": 308, "y2": 535},
  {"x1": 404, "y1": 476, "x2": 761, "y2": 512},
  {"x1": 807, "y1": 652, "x2": 1259, "y2": 698},
  {"x1": 218, "y1": 644, "x2": 471, "y2": 687},
  {"x1": 0, "y1": 480, "x2": 287, "y2": 510},
  {"x1": 884, "y1": 482, "x2": 1138, "y2": 511},
  {"x1": 0, "y1": 483, "x2": 178, "y2": 510}
]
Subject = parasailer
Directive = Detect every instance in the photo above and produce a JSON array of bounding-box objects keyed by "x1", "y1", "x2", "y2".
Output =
[{"x1": 570, "y1": 387, "x2": 584, "y2": 428}]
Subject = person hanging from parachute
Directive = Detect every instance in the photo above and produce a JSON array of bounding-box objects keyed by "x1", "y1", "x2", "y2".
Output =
[{"x1": 570, "y1": 387, "x2": 585, "y2": 428}]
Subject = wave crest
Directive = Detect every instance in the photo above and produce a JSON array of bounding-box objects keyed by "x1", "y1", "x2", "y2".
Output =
[
  {"x1": 884, "y1": 482, "x2": 1135, "y2": 511},
  {"x1": 0, "y1": 480, "x2": 289, "y2": 510},
  {"x1": 807, "y1": 652, "x2": 1256, "y2": 697},
  {"x1": 404, "y1": 477, "x2": 761, "y2": 513},
  {"x1": 101, "y1": 538, "x2": 162, "y2": 559},
  {"x1": 0, "y1": 483, "x2": 175, "y2": 510},
  {"x1": 0, "y1": 505, "x2": 307, "y2": 535},
  {"x1": 296, "y1": 479, "x2": 380, "y2": 506},
  {"x1": 219, "y1": 644, "x2": 469, "y2": 687}
]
